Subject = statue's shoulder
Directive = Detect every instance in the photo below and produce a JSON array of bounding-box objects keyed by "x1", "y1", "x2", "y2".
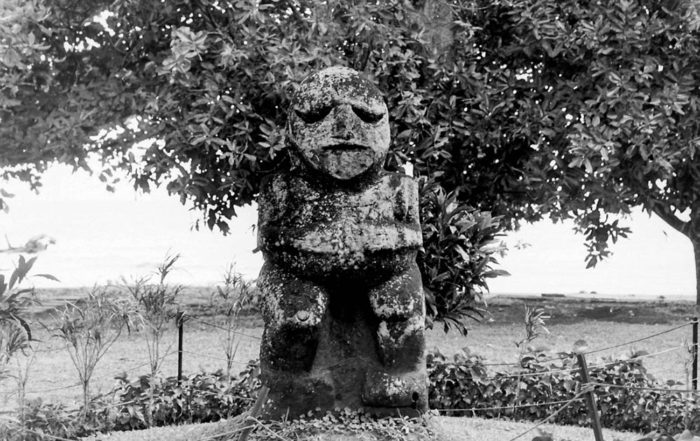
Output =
[
  {"x1": 374, "y1": 172, "x2": 420, "y2": 224},
  {"x1": 376, "y1": 172, "x2": 419, "y2": 201},
  {"x1": 378, "y1": 171, "x2": 418, "y2": 189},
  {"x1": 260, "y1": 173, "x2": 287, "y2": 191},
  {"x1": 259, "y1": 173, "x2": 294, "y2": 202},
  {"x1": 258, "y1": 174, "x2": 290, "y2": 224}
]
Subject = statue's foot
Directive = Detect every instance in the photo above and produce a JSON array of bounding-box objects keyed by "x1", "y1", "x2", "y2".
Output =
[
  {"x1": 361, "y1": 370, "x2": 427, "y2": 409},
  {"x1": 262, "y1": 372, "x2": 335, "y2": 419}
]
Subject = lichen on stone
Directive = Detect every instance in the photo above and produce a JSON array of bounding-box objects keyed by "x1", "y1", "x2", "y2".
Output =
[
  {"x1": 287, "y1": 66, "x2": 390, "y2": 181},
  {"x1": 256, "y1": 66, "x2": 428, "y2": 419}
]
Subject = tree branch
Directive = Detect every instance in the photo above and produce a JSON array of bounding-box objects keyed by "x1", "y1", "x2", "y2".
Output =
[{"x1": 652, "y1": 205, "x2": 689, "y2": 236}]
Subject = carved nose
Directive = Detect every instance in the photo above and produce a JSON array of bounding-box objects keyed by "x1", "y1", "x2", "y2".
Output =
[{"x1": 332, "y1": 106, "x2": 354, "y2": 140}]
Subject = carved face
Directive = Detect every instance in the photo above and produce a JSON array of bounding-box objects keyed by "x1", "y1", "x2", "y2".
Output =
[{"x1": 289, "y1": 66, "x2": 390, "y2": 180}]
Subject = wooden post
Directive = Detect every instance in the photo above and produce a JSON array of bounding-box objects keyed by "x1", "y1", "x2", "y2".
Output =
[
  {"x1": 693, "y1": 319, "x2": 698, "y2": 390},
  {"x1": 576, "y1": 353, "x2": 604, "y2": 441},
  {"x1": 177, "y1": 311, "x2": 184, "y2": 384},
  {"x1": 693, "y1": 231, "x2": 700, "y2": 390}
]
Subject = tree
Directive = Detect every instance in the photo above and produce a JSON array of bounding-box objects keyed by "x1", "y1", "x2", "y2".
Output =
[{"x1": 3, "y1": 0, "x2": 700, "y2": 331}]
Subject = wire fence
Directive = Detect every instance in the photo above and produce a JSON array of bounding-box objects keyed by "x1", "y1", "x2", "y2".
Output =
[
  {"x1": 1, "y1": 310, "x2": 698, "y2": 441},
  {"x1": 5, "y1": 316, "x2": 697, "y2": 395},
  {"x1": 506, "y1": 391, "x2": 590, "y2": 441}
]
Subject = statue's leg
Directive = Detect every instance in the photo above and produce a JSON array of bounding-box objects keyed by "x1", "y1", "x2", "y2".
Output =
[
  {"x1": 258, "y1": 261, "x2": 334, "y2": 418},
  {"x1": 258, "y1": 261, "x2": 328, "y2": 372},
  {"x1": 363, "y1": 258, "x2": 427, "y2": 410}
]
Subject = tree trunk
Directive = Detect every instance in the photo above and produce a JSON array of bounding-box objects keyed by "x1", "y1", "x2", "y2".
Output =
[
  {"x1": 690, "y1": 207, "x2": 700, "y2": 390},
  {"x1": 654, "y1": 204, "x2": 699, "y2": 389}
]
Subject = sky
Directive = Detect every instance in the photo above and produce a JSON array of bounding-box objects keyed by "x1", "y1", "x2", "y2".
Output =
[{"x1": 0, "y1": 164, "x2": 695, "y2": 300}]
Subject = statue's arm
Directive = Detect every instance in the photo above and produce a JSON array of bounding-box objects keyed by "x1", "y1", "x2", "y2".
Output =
[
  {"x1": 393, "y1": 174, "x2": 421, "y2": 228},
  {"x1": 257, "y1": 174, "x2": 287, "y2": 252},
  {"x1": 405, "y1": 177, "x2": 420, "y2": 226}
]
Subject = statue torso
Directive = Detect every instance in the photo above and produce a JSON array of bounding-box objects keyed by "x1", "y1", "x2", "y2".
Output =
[{"x1": 257, "y1": 172, "x2": 422, "y2": 281}]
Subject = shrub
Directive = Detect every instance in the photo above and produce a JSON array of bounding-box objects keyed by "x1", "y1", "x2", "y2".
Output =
[
  {"x1": 2, "y1": 399, "x2": 107, "y2": 440},
  {"x1": 0, "y1": 361, "x2": 261, "y2": 440},
  {"x1": 427, "y1": 349, "x2": 699, "y2": 434},
  {"x1": 108, "y1": 361, "x2": 261, "y2": 431},
  {"x1": 4, "y1": 349, "x2": 696, "y2": 439},
  {"x1": 418, "y1": 179, "x2": 508, "y2": 335}
]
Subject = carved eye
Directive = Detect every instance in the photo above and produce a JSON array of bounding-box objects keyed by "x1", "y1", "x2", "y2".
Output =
[
  {"x1": 352, "y1": 106, "x2": 384, "y2": 124},
  {"x1": 294, "y1": 105, "x2": 333, "y2": 124}
]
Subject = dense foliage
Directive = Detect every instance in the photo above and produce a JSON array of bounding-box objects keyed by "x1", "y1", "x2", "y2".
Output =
[
  {"x1": 0, "y1": 400, "x2": 102, "y2": 441},
  {"x1": 2, "y1": 352, "x2": 698, "y2": 439},
  {"x1": 419, "y1": 179, "x2": 507, "y2": 333},
  {"x1": 0, "y1": 363, "x2": 261, "y2": 440},
  {"x1": 108, "y1": 364, "x2": 260, "y2": 431},
  {"x1": 428, "y1": 349, "x2": 699, "y2": 434},
  {"x1": 4, "y1": 0, "x2": 700, "y2": 316}
]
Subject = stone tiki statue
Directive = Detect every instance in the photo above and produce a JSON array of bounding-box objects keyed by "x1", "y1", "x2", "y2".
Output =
[{"x1": 256, "y1": 66, "x2": 427, "y2": 418}]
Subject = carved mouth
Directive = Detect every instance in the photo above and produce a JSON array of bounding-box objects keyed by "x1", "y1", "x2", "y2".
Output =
[{"x1": 322, "y1": 143, "x2": 369, "y2": 152}]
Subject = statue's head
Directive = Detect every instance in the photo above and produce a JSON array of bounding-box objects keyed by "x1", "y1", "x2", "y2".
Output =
[{"x1": 288, "y1": 66, "x2": 390, "y2": 181}]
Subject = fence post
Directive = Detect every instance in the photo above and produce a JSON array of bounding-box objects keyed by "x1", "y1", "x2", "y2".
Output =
[
  {"x1": 576, "y1": 353, "x2": 604, "y2": 441},
  {"x1": 693, "y1": 318, "x2": 698, "y2": 390},
  {"x1": 177, "y1": 311, "x2": 185, "y2": 385}
]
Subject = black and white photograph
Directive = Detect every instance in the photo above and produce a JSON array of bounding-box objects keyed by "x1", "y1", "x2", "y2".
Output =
[{"x1": 1, "y1": 1, "x2": 700, "y2": 440}]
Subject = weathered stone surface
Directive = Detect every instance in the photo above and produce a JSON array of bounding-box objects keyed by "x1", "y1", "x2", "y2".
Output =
[
  {"x1": 256, "y1": 66, "x2": 427, "y2": 419},
  {"x1": 287, "y1": 66, "x2": 390, "y2": 181}
]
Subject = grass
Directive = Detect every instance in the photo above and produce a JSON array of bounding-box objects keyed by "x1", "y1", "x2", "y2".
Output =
[{"x1": 0, "y1": 288, "x2": 696, "y2": 439}]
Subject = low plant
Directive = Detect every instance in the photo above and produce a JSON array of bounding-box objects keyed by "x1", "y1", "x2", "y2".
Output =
[
  {"x1": 0, "y1": 255, "x2": 42, "y2": 339},
  {"x1": 50, "y1": 287, "x2": 135, "y2": 418},
  {"x1": 210, "y1": 264, "x2": 254, "y2": 381},
  {"x1": 0, "y1": 395, "x2": 116, "y2": 441},
  {"x1": 0, "y1": 255, "x2": 50, "y2": 424},
  {"x1": 123, "y1": 254, "x2": 182, "y2": 427},
  {"x1": 10, "y1": 339, "x2": 35, "y2": 425},
  {"x1": 0, "y1": 322, "x2": 31, "y2": 385},
  {"x1": 512, "y1": 305, "x2": 551, "y2": 414},
  {"x1": 109, "y1": 360, "x2": 261, "y2": 431}
]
